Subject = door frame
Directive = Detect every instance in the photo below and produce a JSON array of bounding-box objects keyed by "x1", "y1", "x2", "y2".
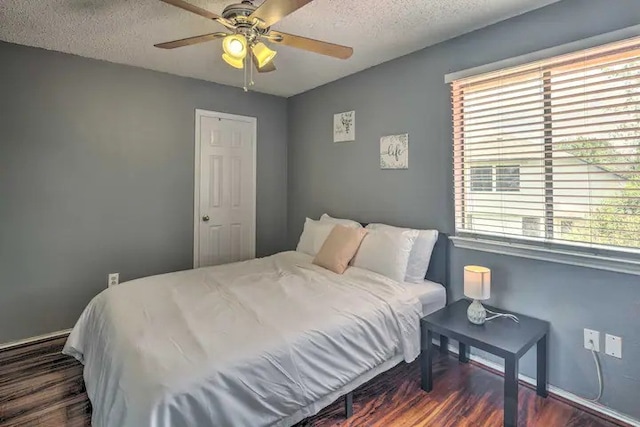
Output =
[{"x1": 193, "y1": 109, "x2": 257, "y2": 268}]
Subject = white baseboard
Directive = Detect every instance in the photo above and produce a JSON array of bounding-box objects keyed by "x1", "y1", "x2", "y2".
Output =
[
  {"x1": 0, "y1": 329, "x2": 71, "y2": 351},
  {"x1": 442, "y1": 341, "x2": 639, "y2": 427}
]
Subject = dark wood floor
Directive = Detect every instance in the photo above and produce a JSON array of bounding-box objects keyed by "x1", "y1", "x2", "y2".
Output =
[
  {"x1": 0, "y1": 337, "x2": 89, "y2": 427},
  {"x1": 0, "y1": 336, "x2": 625, "y2": 427}
]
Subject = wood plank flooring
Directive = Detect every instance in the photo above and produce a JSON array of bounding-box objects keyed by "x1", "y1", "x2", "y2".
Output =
[
  {"x1": 0, "y1": 337, "x2": 89, "y2": 427},
  {"x1": 0, "y1": 336, "x2": 625, "y2": 426}
]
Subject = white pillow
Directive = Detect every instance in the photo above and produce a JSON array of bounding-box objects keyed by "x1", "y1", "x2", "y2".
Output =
[
  {"x1": 320, "y1": 213, "x2": 362, "y2": 229},
  {"x1": 296, "y1": 218, "x2": 336, "y2": 256},
  {"x1": 352, "y1": 228, "x2": 419, "y2": 282},
  {"x1": 367, "y1": 223, "x2": 438, "y2": 283}
]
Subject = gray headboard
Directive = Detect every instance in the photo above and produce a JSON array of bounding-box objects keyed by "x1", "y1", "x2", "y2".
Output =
[{"x1": 424, "y1": 232, "x2": 449, "y2": 293}]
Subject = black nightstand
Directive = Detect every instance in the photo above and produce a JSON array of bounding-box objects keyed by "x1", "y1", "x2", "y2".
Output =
[{"x1": 420, "y1": 299, "x2": 550, "y2": 427}]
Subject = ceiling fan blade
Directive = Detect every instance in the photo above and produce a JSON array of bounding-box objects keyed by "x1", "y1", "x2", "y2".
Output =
[
  {"x1": 159, "y1": 0, "x2": 235, "y2": 29},
  {"x1": 251, "y1": 52, "x2": 277, "y2": 73},
  {"x1": 249, "y1": 0, "x2": 312, "y2": 27},
  {"x1": 155, "y1": 32, "x2": 226, "y2": 49},
  {"x1": 269, "y1": 31, "x2": 353, "y2": 59}
]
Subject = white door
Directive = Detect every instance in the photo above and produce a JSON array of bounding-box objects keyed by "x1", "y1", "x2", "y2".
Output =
[{"x1": 194, "y1": 110, "x2": 256, "y2": 268}]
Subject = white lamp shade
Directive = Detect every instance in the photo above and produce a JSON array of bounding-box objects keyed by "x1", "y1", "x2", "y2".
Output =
[{"x1": 464, "y1": 265, "x2": 491, "y2": 300}]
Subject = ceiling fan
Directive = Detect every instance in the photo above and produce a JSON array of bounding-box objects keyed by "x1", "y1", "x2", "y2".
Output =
[{"x1": 155, "y1": 0, "x2": 353, "y2": 88}]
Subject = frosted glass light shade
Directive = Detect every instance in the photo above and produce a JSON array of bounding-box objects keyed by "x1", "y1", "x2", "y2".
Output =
[
  {"x1": 222, "y1": 53, "x2": 244, "y2": 69},
  {"x1": 252, "y1": 42, "x2": 277, "y2": 68},
  {"x1": 222, "y1": 34, "x2": 247, "y2": 59},
  {"x1": 464, "y1": 265, "x2": 491, "y2": 300}
]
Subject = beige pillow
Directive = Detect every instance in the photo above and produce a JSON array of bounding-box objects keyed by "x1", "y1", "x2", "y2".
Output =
[{"x1": 313, "y1": 226, "x2": 368, "y2": 274}]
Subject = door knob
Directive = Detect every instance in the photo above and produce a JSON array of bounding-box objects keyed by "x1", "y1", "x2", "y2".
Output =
[{"x1": 202, "y1": 215, "x2": 210, "y2": 222}]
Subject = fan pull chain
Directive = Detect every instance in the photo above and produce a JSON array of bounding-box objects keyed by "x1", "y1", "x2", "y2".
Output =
[
  {"x1": 250, "y1": 57, "x2": 254, "y2": 87},
  {"x1": 243, "y1": 56, "x2": 248, "y2": 92}
]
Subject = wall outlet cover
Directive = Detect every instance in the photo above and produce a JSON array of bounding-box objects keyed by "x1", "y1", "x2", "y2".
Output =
[
  {"x1": 605, "y1": 334, "x2": 622, "y2": 358},
  {"x1": 108, "y1": 273, "x2": 119, "y2": 288},
  {"x1": 584, "y1": 329, "x2": 600, "y2": 352}
]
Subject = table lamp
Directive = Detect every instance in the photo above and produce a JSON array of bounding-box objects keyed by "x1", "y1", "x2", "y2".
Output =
[{"x1": 464, "y1": 265, "x2": 491, "y2": 325}]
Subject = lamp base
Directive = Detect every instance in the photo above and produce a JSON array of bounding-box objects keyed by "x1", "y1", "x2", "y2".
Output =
[{"x1": 467, "y1": 299, "x2": 487, "y2": 325}]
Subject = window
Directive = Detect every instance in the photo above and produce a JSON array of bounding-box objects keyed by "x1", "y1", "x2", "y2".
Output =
[
  {"x1": 496, "y1": 166, "x2": 520, "y2": 192},
  {"x1": 452, "y1": 36, "x2": 640, "y2": 253},
  {"x1": 470, "y1": 167, "x2": 492, "y2": 192},
  {"x1": 560, "y1": 220, "x2": 574, "y2": 236},
  {"x1": 522, "y1": 217, "x2": 542, "y2": 237},
  {"x1": 466, "y1": 214, "x2": 474, "y2": 230}
]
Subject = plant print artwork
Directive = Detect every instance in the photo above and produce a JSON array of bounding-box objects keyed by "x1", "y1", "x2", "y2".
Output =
[{"x1": 334, "y1": 111, "x2": 355, "y2": 142}]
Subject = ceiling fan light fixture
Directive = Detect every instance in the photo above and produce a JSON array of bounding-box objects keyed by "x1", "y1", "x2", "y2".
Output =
[
  {"x1": 222, "y1": 34, "x2": 247, "y2": 59},
  {"x1": 222, "y1": 53, "x2": 244, "y2": 69},
  {"x1": 252, "y1": 42, "x2": 277, "y2": 68},
  {"x1": 155, "y1": 0, "x2": 355, "y2": 90}
]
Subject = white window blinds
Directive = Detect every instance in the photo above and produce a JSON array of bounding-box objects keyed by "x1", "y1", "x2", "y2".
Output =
[{"x1": 452, "y1": 36, "x2": 640, "y2": 252}]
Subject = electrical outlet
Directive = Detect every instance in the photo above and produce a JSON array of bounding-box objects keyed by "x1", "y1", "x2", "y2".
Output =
[
  {"x1": 108, "y1": 273, "x2": 119, "y2": 288},
  {"x1": 584, "y1": 329, "x2": 600, "y2": 352},
  {"x1": 605, "y1": 334, "x2": 622, "y2": 358}
]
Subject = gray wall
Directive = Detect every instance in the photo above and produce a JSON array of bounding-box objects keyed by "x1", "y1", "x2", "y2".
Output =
[
  {"x1": 0, "y1": 41, "x2": 287, "y2": 343},
  {"x1": 288, "y1": 0, "x2": 640, "y2": 419}
]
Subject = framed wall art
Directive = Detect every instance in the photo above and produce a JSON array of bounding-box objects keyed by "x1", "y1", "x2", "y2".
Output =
[
  {"x1": 380, "y1": 133, "x2": 408, "y2": 169},
  {"x1": 333, "y1": 111, "x2": 355, "y2": 142}
]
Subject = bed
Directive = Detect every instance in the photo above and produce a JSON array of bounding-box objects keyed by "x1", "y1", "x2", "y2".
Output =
[{"x1": 64, "y1": 234, "x2": 447, "y2": 427}]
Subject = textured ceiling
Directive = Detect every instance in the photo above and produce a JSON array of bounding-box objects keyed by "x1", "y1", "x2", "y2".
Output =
[{"x1": 0, "y1": 0, "x2": 559, "y2": 97}]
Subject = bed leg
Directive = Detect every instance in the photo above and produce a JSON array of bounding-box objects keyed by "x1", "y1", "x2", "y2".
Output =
[{"x1": 344, "y1": 391, "x2": 353, "y2": 418}]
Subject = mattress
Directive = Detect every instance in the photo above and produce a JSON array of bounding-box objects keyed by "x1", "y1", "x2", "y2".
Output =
[
  {"x1": 63, "y1": 251, "x2": 426, "y2": 427},
  {"x1": 402, "y1": 280, "x2": 447, "y2": 316}
]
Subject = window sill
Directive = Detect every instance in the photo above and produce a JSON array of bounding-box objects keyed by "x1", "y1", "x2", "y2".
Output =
[{"x1": 449, "y1": 236, "x2": 640, "y2": 276}]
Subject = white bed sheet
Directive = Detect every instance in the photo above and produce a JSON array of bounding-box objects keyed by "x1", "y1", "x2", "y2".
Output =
[
  {"x1": 63, "y1": 251, "x2": 425, "y2": 427},
  {"x1": 291, "y1": 279, "x2": 446, "y2": 424},
  {"x1": 402, "y1": 279, "x2": 447, "y2": 316}
]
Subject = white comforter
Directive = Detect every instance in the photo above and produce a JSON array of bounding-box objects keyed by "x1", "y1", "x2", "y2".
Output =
[{"x1": 63, "y1": 251, "x2": 422, "y2": 427}]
